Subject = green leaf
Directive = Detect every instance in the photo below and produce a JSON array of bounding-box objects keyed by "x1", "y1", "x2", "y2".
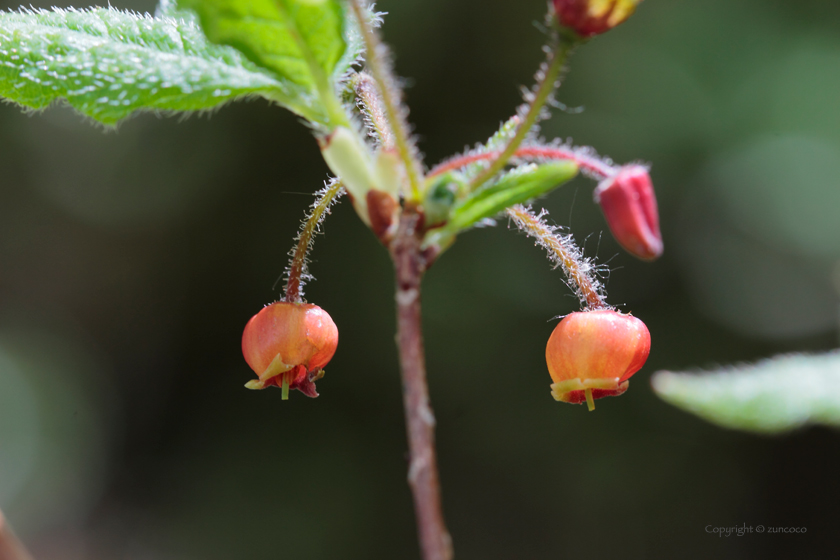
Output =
[
  {"x1": 448, "y1": 161, "x2": 579, "y2": 231},
  {"x1": 652, "y1": 351, "x2": 840, "y2": 433},
  {"x1": 175, "y1": 0, "x2": 365, "y2": 126},
  {"x1": 0, "y1": 6, "x2": 298, "y2": 125}
]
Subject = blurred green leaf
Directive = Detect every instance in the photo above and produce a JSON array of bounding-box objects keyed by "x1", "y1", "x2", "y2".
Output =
[
  {"x1": 176, "y1": 0, "x2": 365, "y2": 125},
  {"x1": 652, "y1": 351, "x2": 840, "y2": 433},
  {"x1": 0, "y1": 7, "x2": 296, "y2": 125}
]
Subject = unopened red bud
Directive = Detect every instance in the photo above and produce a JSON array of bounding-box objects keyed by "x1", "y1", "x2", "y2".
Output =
[
  {"x1": 546, "y1": 309, "x2": 650, "y2": 410},
  {"x1": 594, "y1": 164, "x2": 662, "y2": 260},
  {"x1": 553, "y1": 0, "x2": 642, "y2": 37},
  {"x1": 241, "y1": 302, "x2": 338, "y2": 399}
]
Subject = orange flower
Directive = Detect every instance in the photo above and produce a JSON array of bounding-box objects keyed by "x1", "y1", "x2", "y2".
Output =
[
  {"x1": 242, "y1": 302, "x2": 338, "y2": 399},
  {"x1": 546, "y1": 309, "x2": 650, "y2": 410}
]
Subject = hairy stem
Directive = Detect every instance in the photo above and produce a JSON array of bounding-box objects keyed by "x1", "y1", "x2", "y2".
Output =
[
  {"x1": 507, "y1": 204, "x2": 607, "y2": 310},
  {"x1": 0, "y1": 510, "x2": 34, "y2": 560},
  {"x1": 352, "y1": 72, "x2": 395, "y2": 149},
  {"x1": 284, "y1": 180, "x2": 345, "y2": 303},
  {"x1": 348, "y1": 0, "x2": 424, "y2": 200},
  {"x1": 429, "y1": 145, "x2": 618, "y2": 180},
  {"x1": 469, "y1": 38, "x2": 576, "y2": 191},
  {"x1": 391, "y1": 208, "x2": 453, "y2": 560}
]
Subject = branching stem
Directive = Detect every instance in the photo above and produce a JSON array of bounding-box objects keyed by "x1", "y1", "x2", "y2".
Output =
[
  {"x1": 507, "y1": 204, "x2": 608, "y2": 310},
  {"x1": 284, "y1": 180, "x2": 345, "y2": 303},
  {"x1": 348, "y1": 0, "x2": 424, "y2": 200},
  {"x1": 469, "y1": 38, "x2": 577, "y2": 192}
]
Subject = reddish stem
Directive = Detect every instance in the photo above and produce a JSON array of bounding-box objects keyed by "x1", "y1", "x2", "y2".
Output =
[
  {"x1": 391, "y1": 208, "x2": 453, "y2": 560},
  {"x1": 429, "y1": 146, "x2": 618, "y2": 180}
]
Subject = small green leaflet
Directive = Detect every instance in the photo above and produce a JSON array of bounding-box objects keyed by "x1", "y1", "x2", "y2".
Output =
[
  {"x1": 423, "y1": 161, "x2": 578, "y2": 249},
  {"x1": 175, "y1": 0, "x2": 366, "y2": 125},
  {"x1": 449, "y1": 161, "x2": 578, "y2": 231},
  {"x1": 652, "y1": 351, "x2": 840, "y2": 433},
  {"x1": 0, "y1": 6, "x2": 305, "y2": 125}
]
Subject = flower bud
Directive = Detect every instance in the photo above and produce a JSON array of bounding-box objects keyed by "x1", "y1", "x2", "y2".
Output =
[
  {"x1": 553, "y1": 0, "x2": 642, "y2": 37},
  {"x1": 242, "y1": 302, "x2": 338, "y2": 399},
  {"x1": 594, "y1": 164, "x2": 662, "y2": 260},
  {"x1": 546, "y1": 309, "x2": 650, "y2": 410}
]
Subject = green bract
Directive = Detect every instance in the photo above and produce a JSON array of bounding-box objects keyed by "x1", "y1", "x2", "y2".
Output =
[
  {"x1": 423, "y1": 161, "x2": 578, "y2": 249},
  {"x1": 0, "y1": 7, "x2": 289, "y2": 124},
  {"x1": 449, "y1": 161, "x2": 578, "y2": 231}
]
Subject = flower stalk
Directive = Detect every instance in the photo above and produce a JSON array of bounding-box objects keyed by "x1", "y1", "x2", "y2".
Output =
[
  {"x1": 507, "y1": 204, "x2": 608, "y2": 310},
  {"x1": 352, "y1": 71, "x2": 395, "y2": 150},
  {"x1": 429, "y1": 145, "x2": 618, "y2": 180},
  {"x1": 284, "y1": 180, "x2": 345, "y2": 303}
]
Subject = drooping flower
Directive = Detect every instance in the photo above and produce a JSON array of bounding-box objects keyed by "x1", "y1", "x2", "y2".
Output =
[
  {"x1": 242, "y1": 302, "x2": 338, "y2": 399},
  {"x1": 546, "y1": 309, "x2": 650, "y2": 410}
]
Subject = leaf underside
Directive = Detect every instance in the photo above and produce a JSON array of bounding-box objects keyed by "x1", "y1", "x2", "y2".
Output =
[
  {"x1": 652, "y1": 351, "x2": 840, "y2": 433},
  {"x1": 0, "y1": 6, "x2": 295, "y2": 124}
]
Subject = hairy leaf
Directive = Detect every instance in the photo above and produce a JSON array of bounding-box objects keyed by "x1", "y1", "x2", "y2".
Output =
[
  {"x1": 175, "y1": 0, "x2": 365, "y2": 124},
  {"x1": 652, "y1": 351, "x2": 840, "y2": 433},
  {"x1": 0, "y1": 6, "x2": 310, "y2": 124}
]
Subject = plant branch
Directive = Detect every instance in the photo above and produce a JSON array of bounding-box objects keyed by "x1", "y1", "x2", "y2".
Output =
[
  {"x1": 0, "y1": 510, "x2": 34, "y2": 560},
  {"x1": 391, "y1": 208, "x2": 453, "y2": 560},
  {"x1": 348, "y1": 0, "x2": 424, "y2": 201},
  {"x1": 283, "y1": 180, "x2": 345, "y2": 303},
  {"x1": 469, "y1": 38, "x2": 577, "y2": 192},
  {"x1": 429, "y1": 145, "x2": 618, "y2": 180},
  {"x1": 507, "y1": 204, "x2": 608, "y2": 310}
]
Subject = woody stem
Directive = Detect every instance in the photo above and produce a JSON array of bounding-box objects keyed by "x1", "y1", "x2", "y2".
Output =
[{"x1": 391, "y1": 207, "x2": 453, "y2": 560}]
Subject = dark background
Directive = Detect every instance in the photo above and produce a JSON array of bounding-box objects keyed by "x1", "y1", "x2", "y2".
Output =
[{"x1": 2, "y1": 0, "x2": 840, "y2": 558}]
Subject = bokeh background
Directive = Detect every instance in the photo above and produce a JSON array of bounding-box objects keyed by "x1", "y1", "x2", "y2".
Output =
[{"x1": 2, "y1": 0, "x2": 840, "y2": 558}]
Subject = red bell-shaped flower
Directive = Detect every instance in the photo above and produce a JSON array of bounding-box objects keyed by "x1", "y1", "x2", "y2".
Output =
[
  {"x1": 594, "y1": 164, "x2": 663, "y2": 261},
  {"x1": 553, "y1": 0, "x2": 642, "y2": 37},
  {"x1": 242, "y1": 302, "x2": 338, "y2": 399},
  {"x1": 546, "y1": 309, "x2": 650, "y2": 410}
]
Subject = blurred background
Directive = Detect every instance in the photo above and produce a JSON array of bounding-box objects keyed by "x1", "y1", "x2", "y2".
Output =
[{"x1": 1, "y1": 0, "x2": 839, "y2": 558}]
